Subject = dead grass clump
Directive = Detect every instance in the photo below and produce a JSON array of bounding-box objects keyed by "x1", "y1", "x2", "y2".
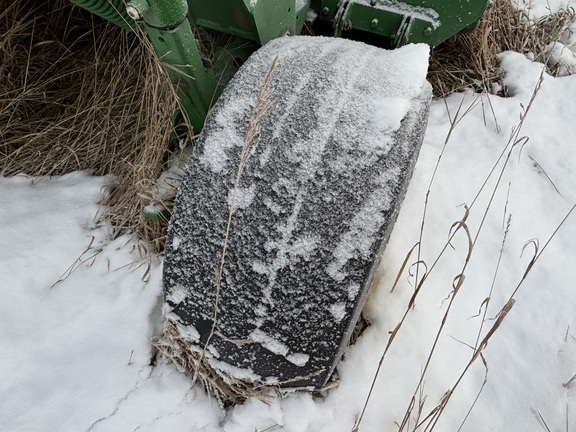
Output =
[
  {"x1": 428, "y1": 0, "x2": 576, "y2": 97},
  {"x1": 0, "y1": 0, "x2": 180, "y2": 247},
  {"x1": 155, "y1": 319, "x2": 272, "y2": 406}
]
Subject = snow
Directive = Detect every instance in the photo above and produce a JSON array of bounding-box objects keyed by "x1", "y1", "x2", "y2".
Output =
[
  {"x1": 515, "y1": 0, "x2": 573, "y2": 19},
  {"x1": 546, "y1": 41, "x2": 576, "y2": 75},
  {"x1": 249, "y1": 328, "x2": 290, "y2": 358},
  {"x1": 228, "y1": 184, "x2": 256, "y2": 209},
  {"x1": 372, "y1": 97, "x2": 412, "y2": 133},
  {"x1": 329, "y1": 303, "x2": 347, "y2": 322},
  {"x1": 2, "y1": 4, "x2": 576, "y2": 431},
  {"x1": 326, "y1": 174, "x2": 397, "y2": 282},
  {"x1": 0, "y1": 173, "x2": 165, "y2": 431},
  {"x1": 248, "y1": 329, "x2": 309, "y2": 367}
]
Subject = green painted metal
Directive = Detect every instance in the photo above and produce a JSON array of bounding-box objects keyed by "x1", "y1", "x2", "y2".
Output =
[
  {"x1": 247, "y1": 0, "x2": 296, "y2": 43},
  {"x1": 186, "y1": 0, "x2": 261, "y2": 41},
  {"x1": 124, "y1": 0, "x2": 222, "y2": 132},
  {"x1": 186, "y1": 0, "x2": 310, "y2": 44},
  {"x1": 127, "y1": 0, "x2": 188, "y2": 29},
  {"x1": 317, "y1": 0, "x2": 490, "y2": 47},
  {"x1": 310, "y1": 0, "x2": 340, "y2": 22},
  {"x1": 146, "y1": 24, "x2": 218, "y2": 132},
  {"x1": 410, "y1": 0, "x2": 491, "y2": 45},
  {"x1": 73, "y1": 0, "x2": 491, "y2": 134},
  {"x1": 69, "y1": 0, "x2": 135, "y2": 30},
  {"x1": 122, "y1": 0, "x2": 313, "y2": 131}
]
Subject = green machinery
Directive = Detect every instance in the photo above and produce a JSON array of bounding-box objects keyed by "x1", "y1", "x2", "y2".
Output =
[
  {"x1": 70, "y1": 0, "x2": 490, "y2": 132},
  {"x1": 70, "y1": 0, "x2": 491, "y2": 396}
]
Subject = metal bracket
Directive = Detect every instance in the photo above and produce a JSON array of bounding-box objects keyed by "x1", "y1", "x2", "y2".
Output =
[
  {"x1": 393, "y1": 14, "x2": 414, "y2": 48},
  {"x1": 126, "y1": 0, "x2": 219, "y2": 132}
]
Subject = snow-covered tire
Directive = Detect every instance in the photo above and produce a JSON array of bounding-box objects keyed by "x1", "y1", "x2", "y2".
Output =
[{"x1": 163, "y1": 36, "x2": 432, "y2": 390}]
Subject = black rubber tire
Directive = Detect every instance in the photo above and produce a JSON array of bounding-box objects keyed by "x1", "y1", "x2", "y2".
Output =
[{"x1": 163, "y1": 36, "x2": 431, "y2": 389}]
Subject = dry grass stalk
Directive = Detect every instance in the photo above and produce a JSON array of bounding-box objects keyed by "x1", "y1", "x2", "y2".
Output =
[
  {"x1": 428, "y1": 0, "x2": 576, "y2": 97},
  {"x1": 563, "y1": 372, "x2": 576, "y2": 388},
  {"x1": 158, "y1": 58, "x2": 278, "y2": 405},
  {"x1": 0, "y1": 0, "x2": 180, "y2": 247}
]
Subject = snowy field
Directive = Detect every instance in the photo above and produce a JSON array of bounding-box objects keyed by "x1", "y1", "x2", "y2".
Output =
[{"x1": 2, "y1": 7, "x2": 576, "y2": 432}]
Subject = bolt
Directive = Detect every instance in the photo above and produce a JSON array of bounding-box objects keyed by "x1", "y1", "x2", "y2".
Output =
[
  {"x1": 371, "y1": 18, "x2": 378, "y2": 28},
  {"x1": 126, "y1": 0, "x2": 149, "y2": 20},
  {"x1": 424, "y1": 27, "x2": 433, "y2": 37},
  {"x1": 126, "y1": 5, "x2": 140, "y2": 20},
  {"x1": 322, "y1": 7, "x2": 330, "y2": 16}
]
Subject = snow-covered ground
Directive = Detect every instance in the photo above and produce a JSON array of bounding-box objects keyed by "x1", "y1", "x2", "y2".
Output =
[{"x1": 2, "y1": 6, "x2": 576, "y2": 432}]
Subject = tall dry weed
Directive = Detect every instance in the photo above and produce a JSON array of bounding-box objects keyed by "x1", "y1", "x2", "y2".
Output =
[{"x1": 156, "y1": 58, "x2": 279, "y2": 406}]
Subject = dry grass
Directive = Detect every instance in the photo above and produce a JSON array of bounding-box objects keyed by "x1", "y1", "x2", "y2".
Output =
[
  {"x1": 428, "y1": 0, "x2": 576, "y2": 97},
  {"x1": 0, "y1": 0, "x2": 180, "y2": 248},
  {"x1": 155, "y1": 318, "x2": 272, "y2": 406}
]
